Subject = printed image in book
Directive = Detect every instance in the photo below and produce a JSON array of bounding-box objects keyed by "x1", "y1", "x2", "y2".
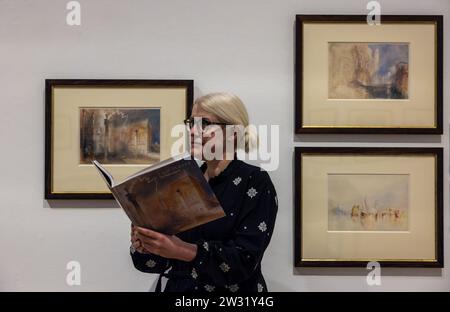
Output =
[{"x1": 93, "y1": 153, "x2": 225, "y2": 235}]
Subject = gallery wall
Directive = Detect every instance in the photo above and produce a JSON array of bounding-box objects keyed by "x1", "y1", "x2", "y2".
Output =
[{"x1": 0, "y1": 0, "x2": 449, "y2": 291}]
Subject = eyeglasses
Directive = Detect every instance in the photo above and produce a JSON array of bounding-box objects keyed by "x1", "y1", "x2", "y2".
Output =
[{"x1": 183, "y1": 117, "x2": 229, "y2": 131}]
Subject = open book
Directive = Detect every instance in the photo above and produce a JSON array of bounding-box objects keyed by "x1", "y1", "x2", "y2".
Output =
[{"x1": 92, "y1": 152, "x2": 225, "y2": 235}]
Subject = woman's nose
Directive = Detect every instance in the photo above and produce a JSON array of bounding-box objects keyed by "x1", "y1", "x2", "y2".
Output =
[{"x1": 190, "y1": 124, "x2": 203, "y2": 140}]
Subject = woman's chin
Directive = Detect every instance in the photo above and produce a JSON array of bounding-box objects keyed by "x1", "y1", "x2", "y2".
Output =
[{"x1": 190, "y1": 146, "x2": 203, "y2": 159}]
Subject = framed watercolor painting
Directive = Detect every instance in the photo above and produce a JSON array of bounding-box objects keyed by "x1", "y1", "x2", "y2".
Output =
[
  {"x1": 295, "y1": 15, "x2": 443, "y2": 134},
  {"x1": 294, "y1": 147, "x2": 443, "y2": 267},
  {"x1": 45, "y1": 79, "x2": 193, "y2": 199}
]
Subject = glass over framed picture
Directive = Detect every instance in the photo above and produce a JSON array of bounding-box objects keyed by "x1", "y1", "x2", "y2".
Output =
[
  {"x1": 294, "y1": 147, "x2": 443, "y2": 267},
  {"x1": 295, "y1": 15, "x2": 443, "y2": 134},
  {"x1": 45, "y1": 79, "x2": 193, "y2": 199}
]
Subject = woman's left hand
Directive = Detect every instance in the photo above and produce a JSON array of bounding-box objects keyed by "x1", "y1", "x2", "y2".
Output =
[{"x1": 134, "y1": 226, "x2": 198, "y2": 262}]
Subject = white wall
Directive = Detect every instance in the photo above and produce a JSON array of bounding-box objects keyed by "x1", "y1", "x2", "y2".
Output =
[{"x1": 0, "y1": 0, "x2": 449, "y2": 291}]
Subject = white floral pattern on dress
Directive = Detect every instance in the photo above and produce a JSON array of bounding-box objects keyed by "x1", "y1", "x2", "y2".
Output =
[
  {"x1": 227, "y1": 284, "x2": 239, "y2": 292},
  {"x1": 258, "y1": 283, "x2": 264, "y2": 292},
  {"x1": 257, "y1": 283, "x2": 264, "y2": 292},
  {"x1": 130, "y1": 245, "x2": 136, "y2": 254},
  {"x1": 204, "y1": 284, "x2": 215, "y2": 292},
  {"x1": 274, "y1": 196, "x2": 278, "y2": 206},
  {"x1": 219, "y1": 262, "x2": 230, "y2": 272},
  {"x1": 233, "y1": 177, "x2": 242, "y2": 186},
  {"x1": 191, "y1": 268, "x2": 198, "y2": 279},
  {"x1": 203, "y1": 242, "x2": 209, "y2": 251},
  {"x1": 145, "y1": 260, "x2": 156, "y2": 268},
  {"x1": 258, "y1": 221, "x2": 267, "y2": 232},
  {"x1": 247, "y1": 187, "x2": 257, "y2": 198}
]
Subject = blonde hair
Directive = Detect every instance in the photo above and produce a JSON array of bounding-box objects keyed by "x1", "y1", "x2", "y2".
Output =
[{"x1": 194, "y1": 92, "x2": 257, "y2": 153}]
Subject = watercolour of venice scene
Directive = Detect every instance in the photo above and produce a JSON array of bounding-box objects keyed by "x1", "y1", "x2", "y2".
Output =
[
  {"x1": 80, "y1": 108, "x2": 160, "y2": 165},
  {"x1": 328, "y1": 174, "x2": 409, "y2": 231},
  {"x1": 328, "y1": 43, "x2": 409, "y2": 99}
]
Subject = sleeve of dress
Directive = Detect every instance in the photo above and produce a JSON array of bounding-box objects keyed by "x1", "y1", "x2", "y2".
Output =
[
  {"x1": 129, "y1": 245, "x2": 170, "y2": 274},
  {"x1": 191, "y1": 170, "x2": 278, "y2": 288}
]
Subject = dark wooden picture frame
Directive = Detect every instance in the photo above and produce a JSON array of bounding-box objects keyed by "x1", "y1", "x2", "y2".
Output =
[
  {"x1": 294, "y1": 147, "x2": 443, "y2": 267},
  {"x1": 45, "y1": 79, "x2": 194, "y2": 200},
  {"x1": 295, "y1": 15, "x2": 443, "y2": 134}
]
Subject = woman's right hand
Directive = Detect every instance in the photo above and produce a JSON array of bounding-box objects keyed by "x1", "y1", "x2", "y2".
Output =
[{"x1": 131, "y1": 224, "x2": 148, "y2": 254}]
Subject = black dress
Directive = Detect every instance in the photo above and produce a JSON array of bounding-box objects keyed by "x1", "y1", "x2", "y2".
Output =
[{"x1": 130, "y1": 159, "x2": 278, "y2": 293}]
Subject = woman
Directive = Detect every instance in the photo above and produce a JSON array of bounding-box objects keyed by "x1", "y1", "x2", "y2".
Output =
[{"x1": 130, "y1": 92, "x2": 278, "y2": 292}]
